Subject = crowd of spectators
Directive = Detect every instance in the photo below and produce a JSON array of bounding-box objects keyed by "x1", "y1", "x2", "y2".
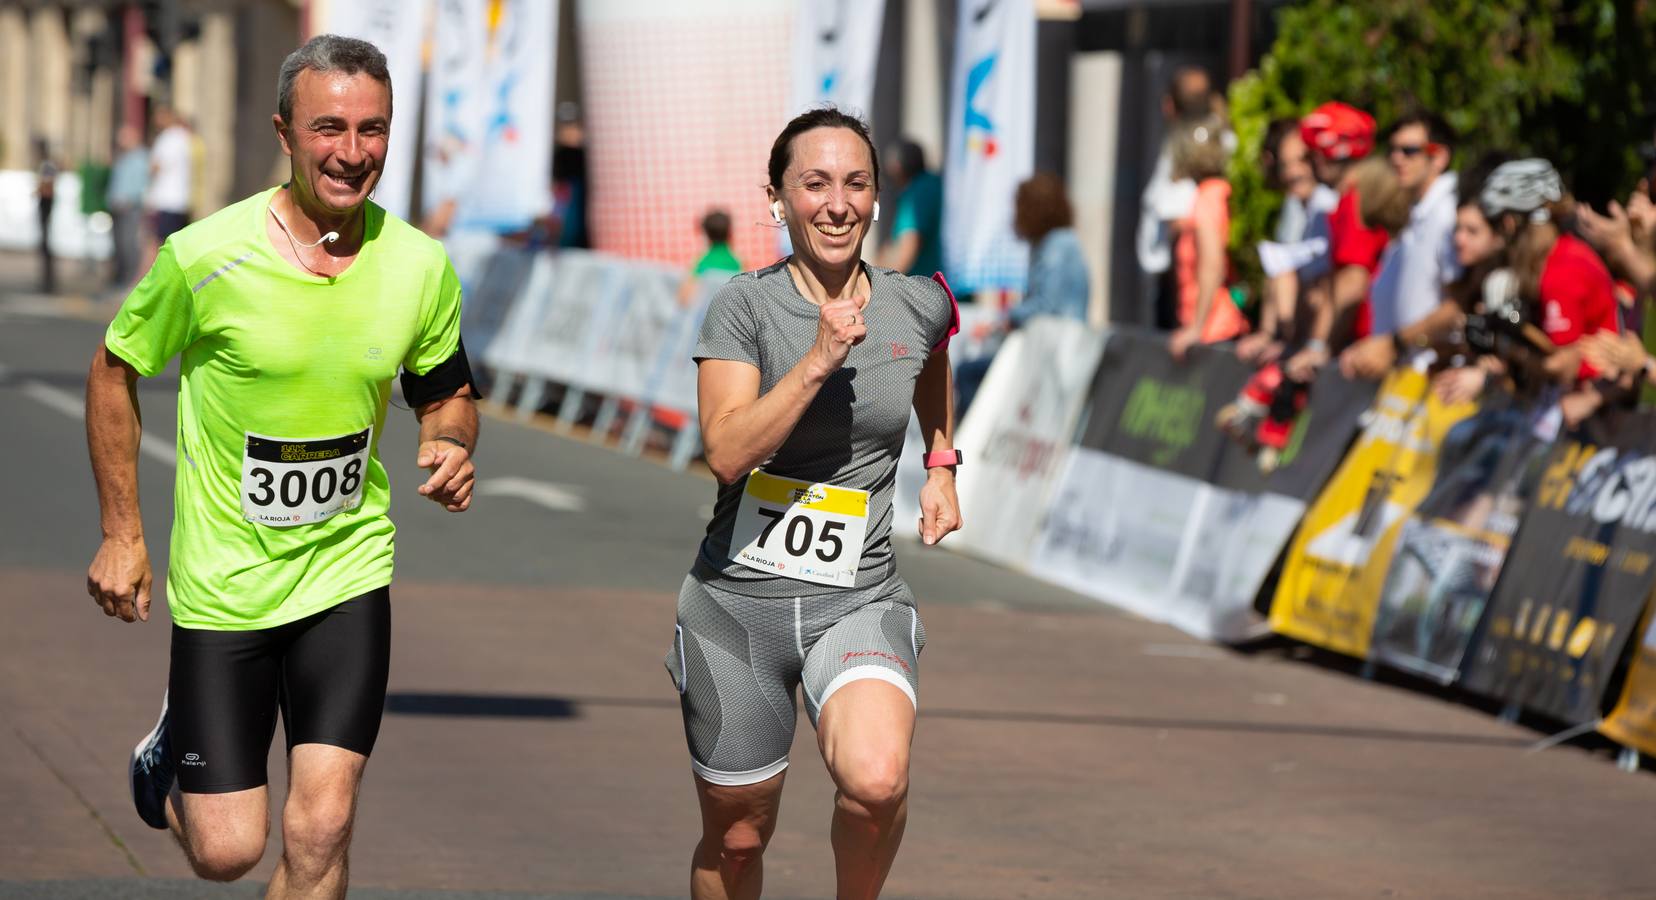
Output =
[{"x1": 1133, "y1": 67, "x2": 1656, "y2": 463}]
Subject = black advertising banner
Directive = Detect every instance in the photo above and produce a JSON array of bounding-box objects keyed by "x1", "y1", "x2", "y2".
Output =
[
  {"x1": 1028, "y1": 330, "x2": 1375, "y2": 641},
  {"x1": 1081, "y1": 332, "x2": 1374, "y2": 497},
  {"x1": 1462, "y1": 413, "x2": 1656, "y2": 722},
  {"x1": 1369, "y1": 402, "x2": 1551, "y2": 683},
  {"x1": 1079, "y1": 334, "x2": 1237, "y2": 479}
]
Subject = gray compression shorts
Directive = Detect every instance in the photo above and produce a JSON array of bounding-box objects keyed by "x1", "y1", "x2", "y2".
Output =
[{"x1": 665, "y1": 573, "x2": 926, "y2": 786}]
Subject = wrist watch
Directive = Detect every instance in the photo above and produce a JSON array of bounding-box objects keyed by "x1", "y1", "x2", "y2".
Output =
[{"x1": 922, "y1": 449, "x2": 963, "y2": 469}]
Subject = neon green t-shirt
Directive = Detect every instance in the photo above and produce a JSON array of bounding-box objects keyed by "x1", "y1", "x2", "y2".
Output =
[{"x1": 105, "y1": 186, "x2": 462, "y2": 631}]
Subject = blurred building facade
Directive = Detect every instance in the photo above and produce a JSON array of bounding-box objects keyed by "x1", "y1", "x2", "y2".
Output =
[{"x1": 0, "y1": 0, "x2": 1276, "y2": 324}]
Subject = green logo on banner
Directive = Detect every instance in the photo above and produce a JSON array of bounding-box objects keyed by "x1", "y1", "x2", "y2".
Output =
[{"x1": 1120, "y1": 378, "x2": 1204, "y2": 465}]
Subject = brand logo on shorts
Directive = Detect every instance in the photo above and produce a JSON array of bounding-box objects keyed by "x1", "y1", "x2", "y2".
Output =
[
  {"x1": 891, "y1": 342, "x2": 910, "y2": 359},
  {"x1": 841, "y1": 649, "x2": 911, "y2": 673},
  {"x1": 182, "y1": 752, "x2": 206, "y2": 767}
]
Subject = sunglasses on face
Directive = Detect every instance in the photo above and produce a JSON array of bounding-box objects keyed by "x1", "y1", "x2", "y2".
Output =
[{"x1": 1389, "y1": 142, "x2": 1441, "y2": 158}]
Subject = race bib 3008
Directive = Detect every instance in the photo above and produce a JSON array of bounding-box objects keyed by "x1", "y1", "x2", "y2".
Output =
[{"x1": 240, "y1": 427, "x2": 372, "y2": 527}]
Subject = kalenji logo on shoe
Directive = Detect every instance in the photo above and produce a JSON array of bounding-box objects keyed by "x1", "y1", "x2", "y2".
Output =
[
  {"x1": 182, "y1": 752, "x2": 206, "y2": 767},
  {"x1": 841, "y1": 650, "x2": 911, "y2": 673},
  {"x1": 891, "y1": 342, "x2": 910, "y2": 359}
]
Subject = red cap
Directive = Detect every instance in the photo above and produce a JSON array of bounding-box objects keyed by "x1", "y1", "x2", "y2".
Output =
[{"x1": 1299, "y1": 102, "x2": 1376, "y2": 162}]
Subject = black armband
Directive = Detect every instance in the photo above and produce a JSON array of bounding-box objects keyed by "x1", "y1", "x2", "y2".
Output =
[{"x1": 401, "y1": 338, "x2": 483, "y2": 407}]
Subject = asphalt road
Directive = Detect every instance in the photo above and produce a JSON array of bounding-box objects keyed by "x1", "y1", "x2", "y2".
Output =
[{"x1": 3, "y1": 262, "x2": 1655, "y2": 899}]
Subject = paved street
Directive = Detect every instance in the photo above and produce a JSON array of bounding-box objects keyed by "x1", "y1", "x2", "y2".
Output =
[{"x1": 3, "y1": 252, "x2": 1654, "y2": 898}]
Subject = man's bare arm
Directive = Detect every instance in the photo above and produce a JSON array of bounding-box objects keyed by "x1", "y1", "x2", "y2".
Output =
[{"x1": 85, "y1": 345, "x2": 153, "y2": 622}]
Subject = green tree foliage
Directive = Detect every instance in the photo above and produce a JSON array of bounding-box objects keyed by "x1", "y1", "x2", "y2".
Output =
[{"x1": 1226, "y1": 0, "x2": 1656, "y2": 291}]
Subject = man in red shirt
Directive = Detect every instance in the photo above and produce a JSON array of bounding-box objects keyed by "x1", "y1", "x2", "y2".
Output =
[{"x1": 1284, "y1": 103, "x2": 1387, "y2": 380}]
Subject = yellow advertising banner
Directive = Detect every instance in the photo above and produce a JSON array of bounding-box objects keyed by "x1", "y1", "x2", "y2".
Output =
[
  {"x1": 1267, "y1": 367, "x2": 1478, "y2": 657},
  {"x1": 1600, "y1": 602, "x2": 1656, "y2": 753}
]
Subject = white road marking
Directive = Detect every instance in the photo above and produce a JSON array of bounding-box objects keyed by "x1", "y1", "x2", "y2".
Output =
[
  {"x1": 15, "y1": 375, "x2": 176, "y2": 467},
  {"x1": 477, "y1": 477, "x2": 587, "y2": 513}
]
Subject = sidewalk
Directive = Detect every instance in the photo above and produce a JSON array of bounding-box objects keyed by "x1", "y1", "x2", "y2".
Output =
[{"x1": 0, "y1": 249, "x2": 123, "y2": 321}]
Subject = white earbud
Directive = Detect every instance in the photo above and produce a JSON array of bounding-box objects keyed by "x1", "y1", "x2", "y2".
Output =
[
  {"x1": 270, "y1": 206, "x2": 340, "y2": 247},
  {"x1": 770, "y1": 201, "x2": 784, "y2": 224},
  {"x1": 873, "y1": 201, "x2": 881, "y2": 223}
]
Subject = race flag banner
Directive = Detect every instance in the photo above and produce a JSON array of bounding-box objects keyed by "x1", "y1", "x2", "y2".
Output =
[
  {"x1": 1601, "y1": 602, "x2": 1656, "y2": 754},
  {"x1": 788, "y1": 0, "x2": 886, "y2": 118},
  {"x1": 1028, "y1": 332, "x2": 1371, "y2": 641},
  {"x1": 1368, "y1": 401, "x2": 1549, "y2": 684},
  {"x1": 947, "y1": 317, "x2": 1106, "y2": 569},
  {"x1": 322, "y1": 0, "x2": 430, "y2": 221},
  {"x1": 942, "y1": 0, "x2": 1034, "y2": 294},
  {"x1": 1461, "y1": 416, "x2": 1656, "y2": 723},
  {"x1": 1268, "y1": 366, "x2": 1478, "y2": 657},
  {"x1": 422, "y1": 0, "x2": 490, "y2": 221},
  {"x1": 458, "y1": 0, "x2": 556, "y2": 231}
]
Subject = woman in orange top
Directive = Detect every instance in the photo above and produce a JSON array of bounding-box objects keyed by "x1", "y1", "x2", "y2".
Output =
[{"x1": 1168, "y1": 114, "x2": 1247, "y2": 359}]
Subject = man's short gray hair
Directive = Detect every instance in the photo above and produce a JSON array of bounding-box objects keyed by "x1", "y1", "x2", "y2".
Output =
[{"x1": 277, "y1": 34, "x2": 392, "y2": 124}]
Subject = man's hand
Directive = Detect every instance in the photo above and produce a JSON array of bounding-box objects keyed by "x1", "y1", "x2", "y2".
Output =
[
  {"x1": 1433, "y1": 366, "x2": 1488, "y2": 406},
  {"x1": 417, "y1": 440, "x2": 476, "y2": 512},
  {"x1": 88, "y1": 536, "x2": 153, "y2": 622},
  {"x1": 1285, "y1": 345, "x2": 1330, "y2": 382},
  {"x1": 1235, "y1": 332, "x2": 1282, "y2": 365},
  {"x1": 1581, "y1": 330, "x2": 1649, "y2": 380},
  {"x1": 1168, "y1": 327, "x2": 1202, "y2": 363},
  {"x1": 917, "y1": 469, "x2": 962, "y2": 546},
  {"x1": 1339, "y1": 334, "x2": 1398, "y2": 381}
]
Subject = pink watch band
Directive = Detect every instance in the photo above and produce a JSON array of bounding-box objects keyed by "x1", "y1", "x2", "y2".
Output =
[{"x1": 923, "y1": 449, "x2": 963, "y2": 468}]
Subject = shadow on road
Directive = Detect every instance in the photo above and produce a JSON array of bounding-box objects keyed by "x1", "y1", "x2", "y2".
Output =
[{"x1": 385, "y1": 692, "x2": 1529, "y2": 747}]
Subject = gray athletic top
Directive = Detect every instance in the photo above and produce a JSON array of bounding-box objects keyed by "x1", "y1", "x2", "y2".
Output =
[{"x1": 692, "y1": 259, "x2": 956, "y2": 598}]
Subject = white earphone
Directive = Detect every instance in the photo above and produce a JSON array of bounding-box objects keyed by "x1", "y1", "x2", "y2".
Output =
[
  {"x1": 269, "y1": 206, "x2": 340, "y2": 247},
  {"x1": 771, "y1": 199, "x2": 880, "y2": 224}
]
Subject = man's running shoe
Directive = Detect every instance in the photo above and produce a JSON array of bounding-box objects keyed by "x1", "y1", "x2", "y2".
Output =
[{"x1": 129, "y1": 693, "x2": 174, "y2": 830}]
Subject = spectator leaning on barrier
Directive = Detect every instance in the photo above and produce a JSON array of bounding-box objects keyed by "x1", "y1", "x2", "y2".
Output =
[
  {"x1": 1430, "y1": 158, "x2": 1517, "y2": 406},
  {"x1": 1237, "y1": 117, "x2": 1340, "y2": 365},
  {"x1": 877, "y1": 137, "x2": 944, "y2": 277},
  {"x1": 1168, "y1": 113, "x2": 1247, "y2": 360},
  {"x1": 1284, "y1": 102, "x2": 1389, "y2": 382},
  {"x1": 677, "y1": 209, "x2": 743, "y2": 307},
  {"x1": 954, "y1": 172, "x2": 1091, "y2": 416},
  {"x1": 1468, "y1": 160, "x2": 1621, "y2": 427},
  {"x1": 1340, "y1": 110, "x2": 1463, "y2": 381},
  {"x1": 1139, "y1": 65, "x2": 1216, "y2": 328},
  {"x1": 1576, "y1": 174, "x2": 1656, "y2": 320}
]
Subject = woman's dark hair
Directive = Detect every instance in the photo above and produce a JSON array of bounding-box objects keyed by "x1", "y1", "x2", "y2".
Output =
[
  {"x1": 1014, "y1": 172, "x2": 1073, "y2": 243},
  {"x1": 1260, "y1": 117, "x2": 1301, "y2": 192},
  {"x1": 767, "y1": 107, "x2": 880, "y2": 191}
]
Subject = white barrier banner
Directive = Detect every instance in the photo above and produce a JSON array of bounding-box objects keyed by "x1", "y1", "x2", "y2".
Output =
[
  {"x1": 589, "y1": 263, "x2": 683, "y2": 401},
  {"x1": 1029, "y1": 450, "x2": 1303, "y2": 641},
  {"x1": 459, "y1": 246, "x2": 537, "y2": 363},
  {"x1": 788, "y1": 0, "x2": 886, "y2": 119},
  {"x1": 324, "y1": 0, "x2": 429, "y2": 221},
  {"x1": 945, "y1": 317, "x2": 1105, "y2": 568},
  {"x1": 483, "y1": 251, "x2": 708, "y2": 417},
  {"x1": 942, "y1": 0, "x2": 1034, "y2": 292}
]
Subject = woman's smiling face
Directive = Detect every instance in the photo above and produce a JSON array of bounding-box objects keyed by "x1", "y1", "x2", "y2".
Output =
[{"x1": 773, "y1": 126, "x2": 877, "y2": 272}]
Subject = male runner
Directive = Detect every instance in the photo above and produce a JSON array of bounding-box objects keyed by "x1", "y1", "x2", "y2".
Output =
[{"x1": 84, "y1": 35, "x2": 479, "y2": 896}]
